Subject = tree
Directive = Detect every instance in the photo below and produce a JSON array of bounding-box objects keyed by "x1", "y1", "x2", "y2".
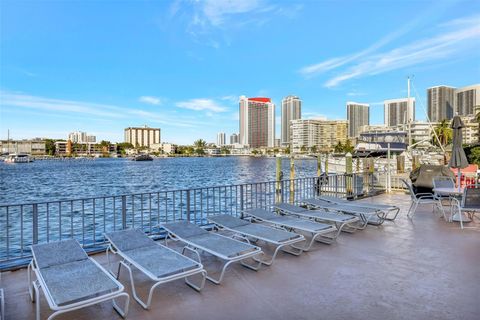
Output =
[
  {"x1": 220, "y1": 147, "x2": 230, "y2": 155},
  {"x1": 193, "y1": 139, "x2": 206, "y2": 155},
  {"x1": 117, "y1": 142, "x2": 134, "y2": 155},
  {"x1": 468, "y1": 147, "x2": 480, "y2": 166},
  {"x1": 45, "y1": 139, "x2": 56, "y2": 156},
  {"x1": 251, "y1": 149, "x2": 259, "y2": 155},
  {"x1": 284, "y1": 147, "x2": 290, "y2": 154},
  {"x1": 343, "y1": 139, "x2": 354, "y2": 153},
  {"x1": 300, "y1": 145, "x2": 307, "y2": 153},
  {"x1": 310, "y1": 145, "x2": 317, "y2": 154},
  {"x1": 334, "y1": 141, "x2": 344, "y2": 153},
  {"x1": 433, "y1": 119, "x2": 452, "y2": 147}
]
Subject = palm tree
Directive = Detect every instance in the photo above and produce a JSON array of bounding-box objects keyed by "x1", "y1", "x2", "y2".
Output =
[
  {"x1": 433, "y1": 119, "x2": 452, "y2": 147},
  {"x1": 310, "y1": 145, "x2": 317, "y2": 154}
]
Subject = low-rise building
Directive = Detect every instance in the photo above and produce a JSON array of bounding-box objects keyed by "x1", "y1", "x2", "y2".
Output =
[
  {"x1": 150, "y1": 143, "x2": 177, "y2": 154},
  {"x1": 461, "y1": 116, "x2": 479, "y2": 144},
  {"x1": 0, "y1": 139, "x2": 46, "y2": 155},
  {"x1": 54, "y1": 141, "x2": 117, "y2": 156}
]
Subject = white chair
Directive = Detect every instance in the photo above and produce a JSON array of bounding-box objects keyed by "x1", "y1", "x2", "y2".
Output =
[
  {"x1": 432, "y1": 177, "x2": 455, "y2": 220},
  {"x1": 402, "y1": 179, "x2": 440, "y2": 219},
  {"x1": 451, "y1": 186, "x2": 480, "y2": 229}
]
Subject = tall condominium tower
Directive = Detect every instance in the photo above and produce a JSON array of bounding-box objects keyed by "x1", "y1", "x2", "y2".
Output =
[
  {"x1": 230, "y1": 133, "x2": 239, "y2": 144},
  {"x1": 281, "y1": 95, "x2": 302, "y2": 146},
  {"x1": 456, "y1": 84, "x2": 480, "y2": 116},
  {"x1": 427, "y1": 86, "x2": 455, "y2": 122},
  {"x1": 124, "y1": 125, "x2": 161, "y2": 148},
  {"x1": 290, "y1": 119, "x2": 348, "y2": 153},
  {"x1": 384, "y1": 98, "x2": 415, "y2": 126},
  {"x1": 239, "y1": 96, "x2": 275, "y2": 148},
  {"x1": 346, "y1": 102, "x2": 369, "y2": 138},
  {"x1": 216, "y1": 132, "x2": 226, "y2": 146}
]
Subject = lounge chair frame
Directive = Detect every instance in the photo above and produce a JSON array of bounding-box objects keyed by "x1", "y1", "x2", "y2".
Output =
[
  {"x1": 273, "y1": 203, "x2": 363, "y2": 233},
  {"x1": 162, "y1": 223, "x2": 263, "y2": 285},
  {"x1": 28, "y1": 246, "x2": 129, "y2": 320},
  {"x1": 207, "y1": 215, "x2": 305, "y2": 266},
  {"x1": 314, "y1": 195, "x2": 400, "y2": 221},
  {"x1": 243, "y1": 209, "x2": 339, "y2": 249},
  {"x1": 105, "y1": 232, "x2": 207, "y2": 310},
  {"x1": 0, "y1": 287, "x2": 4, "y2": 320}
]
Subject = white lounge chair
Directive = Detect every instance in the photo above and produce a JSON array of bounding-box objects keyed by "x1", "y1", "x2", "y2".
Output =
[
  {"x1": 303, "y1": 198, "x2": 385, "y2": 226},
  {"x1": 207, "y1": 214, "x2": 305, "y2": 265},
  {"x1": 105, "y1": 229, "x2": 207, "y2": 309},
  {"x1": 273, "y1": 203, "x2": 362, "y2": 232},
  {"x1": 243, "y1": 208, "x2": 338, "y2": 249},
  {"x1": 312, "y1": 195, "x2": 400, "y2": 221},
  {"x1": 28, "y1": 239, "x2": 130, "y2": 320},
  {"x1": 161, "y1": 221, "x2": 263, "y2": 284}
]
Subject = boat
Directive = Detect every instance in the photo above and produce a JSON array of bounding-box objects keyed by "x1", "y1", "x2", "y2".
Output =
[
  {"x1": 132, "y1": 154, "x2": 153, "y2": 161},
  {"x1": 4, "y1": 153, "x2": 34, "y2": 163}
]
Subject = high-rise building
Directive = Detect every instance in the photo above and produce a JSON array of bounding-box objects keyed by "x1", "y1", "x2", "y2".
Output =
[
  {"x1": 346, "y1": 102, "x2": 369, "y2": 138},
  {"x1": 124, "y1": 125, "x2": 161, "y2": 148},
  {"x1": 384, "y1": 98, "x2": 415, "y2": 126},
  {"x1": 427, "y1": 86, "x2": 455, "y2": 122},
  {"x1": 216, "y1": 132, "x2": 226, "y2": 146},
  {"x1": 86, "y1": 135, "x2": 96, "y2": 143},
  {"x1": 239, "y1": 96, "x2": 275, "y2": 148},
  {"x1": 290, "y1": 119, "x2": 348, "y2": 153},
  {"x1": 68, "y1": 131, "x2": 87, "y2": 143},
  {"x1": 230, "y1": 133, "x2": 239, "y2": 144},
  {"x1": 281, "y1": 95, "x2": 301, "y2": 146},
  {"x1": 456, "y1": 84, "x2": 480, "y2": 116}
]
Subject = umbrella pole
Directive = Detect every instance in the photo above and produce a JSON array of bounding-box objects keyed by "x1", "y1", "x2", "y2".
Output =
[{"x1": 457, "y1": 168, "x2": 461, "y2": 191}]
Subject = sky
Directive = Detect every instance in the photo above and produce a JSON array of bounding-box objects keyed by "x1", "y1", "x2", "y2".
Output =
[{"x1": 1, "y1": 0, "x2": 479, "y2": 145}]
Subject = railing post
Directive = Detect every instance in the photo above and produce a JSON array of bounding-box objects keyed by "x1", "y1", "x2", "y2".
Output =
[
  {"x1": 121, "y1": 195, "x2": 127, "y2": 229},
  {"x1": 240, "y1": 184, "x2": 244, "y2": 214},
  {"x1": 32, "y1": 204, "x2": 38, "y2": 244},
  {"x1": 186, "y1": 190, "x2": 191, "y2": 222},
  {"x1": 334, "y1": 175, "x2": 338, "y2": 195}
]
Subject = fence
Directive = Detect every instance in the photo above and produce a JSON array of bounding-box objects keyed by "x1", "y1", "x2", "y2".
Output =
[{"x1": 0, "y1": 172, "x2": 381, "y2": 270}]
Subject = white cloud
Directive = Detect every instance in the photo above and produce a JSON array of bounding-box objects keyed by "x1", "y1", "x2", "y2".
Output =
[
  {"x1": 200, "y1": 0, "x2": 266, "y2": 26},
  {"x1": 299, "y1": 14, "x2": 480, "y2": 88},
  {"x1": 176, "y1": 98, "x2": 227, "y2": 112},
  {"x1": 139, "y1": 96, "x2": 163, "y2": 105}
]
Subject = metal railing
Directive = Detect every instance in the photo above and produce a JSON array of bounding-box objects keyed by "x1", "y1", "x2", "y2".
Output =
[{"x1": 0, "y1": 172, "x2": 381, "y2": 270}]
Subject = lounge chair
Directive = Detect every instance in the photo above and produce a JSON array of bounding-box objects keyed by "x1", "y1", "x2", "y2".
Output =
[
  {"x1": 312, "y1": 195, "x2": 400, "y2": 221},
  {"x1": 161, "y1": 221, "x2": 263, "y2": 284},
  {"x1": 28, "y1": 239, "x2": 129, "y2": 320},
  {"x1": 302, "y1": 198, "x2": 385, "y2": 226},
  {"x1": 207, "y1": 214, "x2": 305, "y2": 265},
  {"x1": 0, "y1": 273, "x2": 4, "y2": 320},
  {"x1": 273, "y1": 203, "x2": 362, "y2": 232},
  {"x1": 104, "y1": 229, "x2": 207, "y2": 309},
  {"x1": 243, "y1": 208, "x2": 338, "y2": 249}
]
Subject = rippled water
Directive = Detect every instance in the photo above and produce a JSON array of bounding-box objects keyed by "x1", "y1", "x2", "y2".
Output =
[{"x1": 0, "y1": 157, "x2": 319, "y2": 205}]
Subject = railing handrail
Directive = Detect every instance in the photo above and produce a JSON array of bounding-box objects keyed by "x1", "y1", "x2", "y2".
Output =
[{"x1": 0, "y1": 172, "x2": 370, "y2": 208}]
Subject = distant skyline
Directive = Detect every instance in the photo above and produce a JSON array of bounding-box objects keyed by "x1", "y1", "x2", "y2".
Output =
[{"x1": 1, "y1": 0, "x2": 479, "y2": 144}]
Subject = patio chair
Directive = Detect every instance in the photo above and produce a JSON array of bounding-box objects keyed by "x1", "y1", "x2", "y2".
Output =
[
  {"x1": 104, "y1": 229, "x2": 207, "y2": 309},
  {"x1": 313, "y1": 195, "x2": 401, "y2": 221},
  {"x1": 401, "y1": 179, "x2": 440, "y2": 219},
  {"x1": 451, "y1": 186, "x2": 480, "y2": 229},
  {"x1": 161, "y1": 221, "x2": 263, "y2": 284},
  {"x1": 207, "y1": 214, "x2": 305, "y2": 265},
  {"x1": 28, "y1": 239, "x2": 129, "y2": 320},
  {"x1": 243, "y1": 208, "x2": 338, "y2": 249},
  {"x1": 273, "y1": 203, "x2": 362, "y2": 233},
  {"x1": 432, "y1": 177, "x2": 456, "y2": 220},
  {"x1": 302, "y1": 198, "x2": 385, "y2": 226}
]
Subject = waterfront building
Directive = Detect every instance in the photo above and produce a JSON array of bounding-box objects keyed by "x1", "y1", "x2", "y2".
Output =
[
  {"x1": 216, "y1": 132, "x2": 226, "y2": 146},
  {"x1": 54, "y1": 141, "x2": 117, "y2": 156},
  {"x1": 150, "y1": 143, "x2": 176, "y2": 154},
  {"x1": 239, "y1": 96, "x2": 275, "y2": 148},
  {"x1": 229, "y1": 133, "x2": 239, "y2": 144},
  {"x1": 461, "y1": 115, "x2": 479, "y2": 144},
  {"x1": 68, "y1": 131, "x2": 87, "y2": 143},
  {"x1": 281, "y1": 95, "x2": 302, "y2": 147},
  {"x1": 86, "y1": 135, "x2": 96, "y2": 143},
  {"x1": 456, "y1": 84, "x2": 480, "y2": 116},
  {"x1": 427, "y1": 86, "x2": 455, "y2": 122},
  {"x1": 347, "y1": 102, "x2": 369, "y2": 138},
  {"x1": 290, "y1": 119, "x2": 348, "y2": 153},
  {"x1": 384, "y1": 98, "x2": 415, "y2": 126},
  {"x1": 409, "y1": 121, "x2": 435, "y2": 147},
  {"x1": 124, "y1": 125, "x2": 161, "y2": 148},
  {"x1": 0, "y1": 139, "x2": 46, "y2": 155}
]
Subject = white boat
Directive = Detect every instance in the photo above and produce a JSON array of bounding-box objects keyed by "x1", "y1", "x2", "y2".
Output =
[{"x1": 4, "y1": 154, "x2": 34, "y2": 163}]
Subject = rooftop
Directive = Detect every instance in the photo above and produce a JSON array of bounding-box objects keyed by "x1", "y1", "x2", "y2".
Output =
[{"x1": 1, "y1": 193, "x2": 479, "y2": 320}]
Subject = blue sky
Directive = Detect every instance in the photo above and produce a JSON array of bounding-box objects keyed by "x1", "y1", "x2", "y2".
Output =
[{"x1": 1, "y1": 0, "x2": 479, "y2": 144}]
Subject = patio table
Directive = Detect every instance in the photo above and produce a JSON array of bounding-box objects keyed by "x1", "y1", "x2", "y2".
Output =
[{"x1": 432, "y1": 188, "x2": 469, "y2": 223}]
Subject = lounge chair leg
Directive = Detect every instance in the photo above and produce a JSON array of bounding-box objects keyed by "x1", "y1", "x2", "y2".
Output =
[
  {"x1": 120, "y1": 260, "x2": 154, "y2": 309},
  {"x1": 33, "y1": 281, "x2": 40, "y2": 320},
  {"x1": 112, "y1": 292, "x2": 130, "y2": 318},
  {"x1": 28, "y1": 261, "x2": 35, "y2": 302},
  {"x1": 206, "y1": 260, "x2": 235, "y2": 285},
  {"x1": 184, "y1": 270, "x2": 207, "y2": 292}
]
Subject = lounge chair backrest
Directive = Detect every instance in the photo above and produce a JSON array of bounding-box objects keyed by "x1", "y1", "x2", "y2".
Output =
[
  {"x1": 247, "y1": 209, "x2": 277, "y2": 220},
  {"x1": 432, "y1": 177, "x2": 455, "y2": 189},
  {"x1": 105, "y1": 229, "x2": 156, "y2": 251},
  {"x1": 208, "y1": 215, "x2": 250, "y2": 228},
  {"x1": 463, "y1": 187, "x2": 480, "y2": 209},
  {"x1": 275, "y1": 203, "x2": 306, "y2": 213},
  {"x1": 31, "y1": 239, "x2": 88, "y2": 269},
  {"x1": 163, "y1": 221, "x2": 209, "y2": 239}
]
